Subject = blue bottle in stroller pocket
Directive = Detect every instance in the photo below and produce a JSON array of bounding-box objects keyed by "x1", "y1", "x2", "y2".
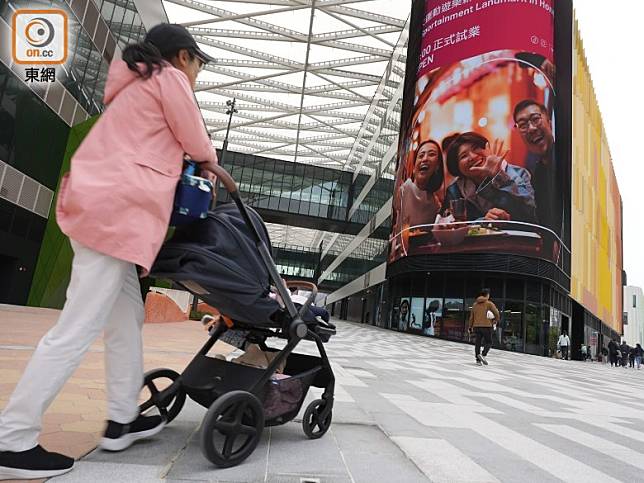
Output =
[{"x1": 170, "y1": 160, "x2": 213, "y2": 226}]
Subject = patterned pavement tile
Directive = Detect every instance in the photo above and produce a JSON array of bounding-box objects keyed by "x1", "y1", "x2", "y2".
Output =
[{"x1": 4, "y1": 307, "x2": 644, "y2": 482}]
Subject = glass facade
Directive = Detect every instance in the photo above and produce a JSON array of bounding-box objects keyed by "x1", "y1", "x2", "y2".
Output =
[
  {"x1": 218, "y1": 151, "x2": 351, "y2": 222},
  {"x1": 0, "y1": 62, "x2": 69, "y2": 304},
  {"x1": 0, "y1": 0, "x2": 145, "y2": 116},
  {"x1": 98, "y1": 0, "x2": 145, "y2": 50},
  {"x1": 322, "y1": 219, "x2": 390, "y2": 286},
  {"x1": 348, "y1": 176, "x2": 394, "y2": 226},
  {"x1": 59, "y1": 17, "x2": 108, "y2": 115},
  {"x1": 0, "y1": 64, "x2": 69, "y2": 189},
  {"x1": 59, "y1": 0, "x2": 146, "y2": 115},
  {"x1": 273, "y1": 245, "x2": 319, "y2": 280},
  {"x1": 216, "y1": 150, "x2": 393, "y2": 229}
]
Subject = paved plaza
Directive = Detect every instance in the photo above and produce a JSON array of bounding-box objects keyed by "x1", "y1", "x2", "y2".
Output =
[{"x1": 2, "y1": 306, "x2": 644, "y2": 482}]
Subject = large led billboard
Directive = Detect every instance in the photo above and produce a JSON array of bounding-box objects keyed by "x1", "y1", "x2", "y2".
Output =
[{"x1": 389, "y1": 0, "x2": 569, "y2": 270}]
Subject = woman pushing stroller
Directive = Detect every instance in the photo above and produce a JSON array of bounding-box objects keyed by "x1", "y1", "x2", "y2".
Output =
[{"x1": 0, "y1": 24, "x2": 218, "y2": 480}]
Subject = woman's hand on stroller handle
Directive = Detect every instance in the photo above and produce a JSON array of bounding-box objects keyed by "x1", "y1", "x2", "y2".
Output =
[
  {"x1": 200, "y1": 167, "x2": 217, "y2": 182},
  {"x1": 200, "y1": 161, "x2": 238, "y2": 194}
]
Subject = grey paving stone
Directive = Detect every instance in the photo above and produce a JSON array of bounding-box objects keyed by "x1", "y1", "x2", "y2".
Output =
[
  {"x1": 50, "y1": 462, "x2": 163, "y2": 482},
  {"x1": 332, "y1": 425, "x2": 427, "y2": 483},
  {"x1": 266, "y1": 476, "x2": 352, "y2": 483},
  {"x1": 267, "y1": 424, "x2": 346, "y2": 478},
  {"x1": 179, "y1": 397, "x2": 211, "y2": 423},
  {"x1": 371, "y1": 411, "x2": 440, "y2": 438},
  {"x1": 435, "y1": 427, "x2": 560, "y2": 483},
  {"x1": 323, "y1": 403, "x2": 373, "y2": 425}
]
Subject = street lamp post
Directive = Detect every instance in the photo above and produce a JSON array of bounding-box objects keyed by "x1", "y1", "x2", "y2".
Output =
[
  {"x1": 191, "y1": 98, "x2": 238, "y2": 316},
  {"x1": 210, "y1": 98, "x2": 239, "y2": 208},
  {"x1": 220, "y1": 97, "x2": 238, "y2": 167}
]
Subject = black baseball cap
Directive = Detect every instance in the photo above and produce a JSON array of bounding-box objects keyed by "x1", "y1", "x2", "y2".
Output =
[{"x1": 145, "y1": 23, "x2": 215, "y2": 64}]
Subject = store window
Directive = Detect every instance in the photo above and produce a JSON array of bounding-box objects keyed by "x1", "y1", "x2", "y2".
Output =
[
  {"x1": 505, "y1": 278, "x2": 524, "y2": 300},
  {"x1": 501, "y1": 300, "x2": 524, "y2": 352},
  {"x1": 409, "y1": 297, "x2": 424, "y2": 333},
  {"x1": 442, "y1": 298, "x2": 465, "y2": 341},
  {"x1": 424, "y1": 297, "x2": 442, "y2": 337},
  {"x1": 397, "y1": 298, "x2": 411, "y2": 331},
  {"x1": 525, "y1": 302, "x2": 541, "y2": 355}
]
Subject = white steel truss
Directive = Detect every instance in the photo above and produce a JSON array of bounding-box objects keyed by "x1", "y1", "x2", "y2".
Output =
[{"x1": 164, "y1": 0, "x2": 410, "y2": 171}]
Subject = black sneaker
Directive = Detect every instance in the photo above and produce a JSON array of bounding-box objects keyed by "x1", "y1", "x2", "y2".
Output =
[
  {"x1": 480, "y1": 355, "x2": 488, "y2": 366},
  {"x1": 100, "y1": 414, "x2": 166, "y2": 452},
  {"x1": 0, "y1": 445, "x2": 74, "y2": 479}
]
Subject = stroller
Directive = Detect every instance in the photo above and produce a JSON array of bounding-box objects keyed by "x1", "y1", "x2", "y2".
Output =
[{"x1": 141, "y1": 165, "x2": 336, "y2": 468}]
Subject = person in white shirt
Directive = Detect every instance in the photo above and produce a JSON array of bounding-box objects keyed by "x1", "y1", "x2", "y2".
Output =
[{"x1": 558, "y1": 331, "x2": 570, "y2": 360}]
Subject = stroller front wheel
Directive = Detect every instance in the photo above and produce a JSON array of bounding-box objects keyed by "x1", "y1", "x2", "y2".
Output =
[
  {"x1": 200, "y1": 390, "x2": 265, "y2": 468},
  {"x1": 139, "y1": 368, "x2": 186, "y2": 423},
  {"x1": 302, "y1": 399, "x2": 332, "y2": 439}
]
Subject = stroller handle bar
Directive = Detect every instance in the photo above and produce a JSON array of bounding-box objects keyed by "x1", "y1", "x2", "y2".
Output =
[{"x1": 208, "y1": 163, "x2": 238, "y2": 194}]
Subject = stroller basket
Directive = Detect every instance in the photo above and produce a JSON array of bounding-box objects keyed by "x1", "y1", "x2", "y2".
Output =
[
  {"x1": 265, "y1": 351, "x2": 331, "y2": 425},
  {"x1": 181, "y1": 354, "x2": 265, "y2": 408},
  {"x1": 180, "y1": 350, "x2": 331, "y2": 425}
]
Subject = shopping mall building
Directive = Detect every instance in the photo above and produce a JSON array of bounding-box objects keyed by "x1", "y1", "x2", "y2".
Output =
[{"x1": 0, "y1": 0, "x2": 624, "y2": 360}]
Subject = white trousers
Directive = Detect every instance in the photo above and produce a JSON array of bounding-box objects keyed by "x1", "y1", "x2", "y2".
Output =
[{"x1": 0, "y1": 240, "x2": 145, "y2": 452}]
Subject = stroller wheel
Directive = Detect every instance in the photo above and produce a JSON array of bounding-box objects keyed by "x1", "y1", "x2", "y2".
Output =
[
  {"x1": 302, "y1": 399, "x2": 332, "y2": 439},
  {"x1": 139, "y1": 368, "x2": 186, "y2": 423},
  {"x1": 200, "y1": 390, "x2": 264, "y2": 468}
]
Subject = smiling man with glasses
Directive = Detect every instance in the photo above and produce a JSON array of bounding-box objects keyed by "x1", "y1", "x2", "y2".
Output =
[{"x1": 513, "y1": 99, "x2": 558, "y2": 235}]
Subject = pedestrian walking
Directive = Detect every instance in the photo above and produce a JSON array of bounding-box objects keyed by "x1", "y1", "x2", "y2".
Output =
[
  {"x1": 608, "y1": 339, "x2": 619, "y2": 367},
  {"x1": 0, "y1": 24, "x2": 218, "y2": 480},
  {"x1": 581, "y1": 345, "x2": 592, "y2": 361},
  {"x1": 557, "y1": 331, "x2": 570, "y2": 360},
  {"x1": 467, "y1": 288, "x2": 500, "y2": 366},
  {"x1": 620, "y1": 341, "x2": 630, "y2": 367},
  {"x1": 634, "y1": 343, "x2": 644, "y2": 370}
]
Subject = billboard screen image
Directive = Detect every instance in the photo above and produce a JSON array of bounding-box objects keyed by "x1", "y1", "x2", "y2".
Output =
[{"x1": 390, "y1": 0, "x2": 567, "y2": 268}]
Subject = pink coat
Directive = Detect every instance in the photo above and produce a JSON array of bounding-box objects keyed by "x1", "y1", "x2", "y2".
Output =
[{"x1": 56, "y1": 60, "x2": 217, "y2": 275}]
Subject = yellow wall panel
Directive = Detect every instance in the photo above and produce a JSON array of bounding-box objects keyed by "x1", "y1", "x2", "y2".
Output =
[{"x1": 571, "y1": 22, "x2": 623, "y2": 333}]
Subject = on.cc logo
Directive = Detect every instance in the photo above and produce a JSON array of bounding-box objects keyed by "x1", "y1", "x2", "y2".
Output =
[{"x1": 12, "y1": 9, "x2": 68, "y2": 65}]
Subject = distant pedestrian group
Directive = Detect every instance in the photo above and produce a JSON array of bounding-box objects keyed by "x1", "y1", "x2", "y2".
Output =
[{"x1": 607, "y1": 339, "x2": 643, "y2": 369}]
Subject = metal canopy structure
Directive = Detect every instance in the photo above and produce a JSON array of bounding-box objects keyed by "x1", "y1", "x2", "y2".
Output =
[
  {"x1": 164, "y1": 0, "x2": 410, "y2": 172},
  {"x1": 164, "y1": 0, "x2": 408, "y2": 257}
]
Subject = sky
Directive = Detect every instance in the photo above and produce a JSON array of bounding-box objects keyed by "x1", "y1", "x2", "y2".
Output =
[{"x1": 573, "y1": 1, "x2": 644, "y2": 290}]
